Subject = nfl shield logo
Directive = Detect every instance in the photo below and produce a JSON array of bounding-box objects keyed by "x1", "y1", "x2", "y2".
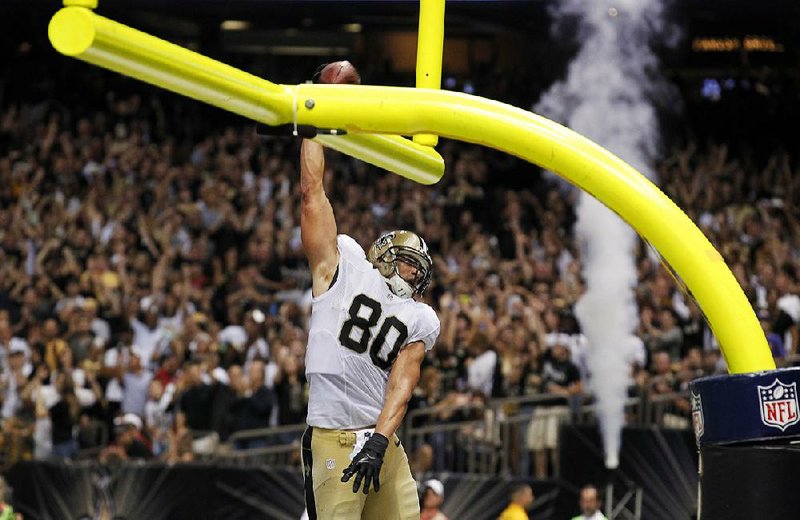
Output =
[
  {"x1": 757, "y1": 379, "x2": 800, "y2": 431},
  {"x1": 691, "y1": 392, "x2": 704, "y2": 439}
]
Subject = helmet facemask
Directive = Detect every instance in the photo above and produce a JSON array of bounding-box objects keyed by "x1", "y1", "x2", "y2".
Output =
[{"x1": 368, "y1": 231, "x2": 432, "y2": 298}]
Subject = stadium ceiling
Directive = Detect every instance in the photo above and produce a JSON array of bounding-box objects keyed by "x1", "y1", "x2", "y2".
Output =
[
  {"x1": 3, "y1": 0, "x2": 798, "y2": 72},
  {"x1": 8, "y1": 0, "x2": 800, "y2": 40}
]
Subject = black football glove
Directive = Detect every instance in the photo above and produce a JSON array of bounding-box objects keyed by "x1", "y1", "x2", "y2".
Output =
[{"x1": 340, "y1": 433, "x2": 388, "y2": 494}]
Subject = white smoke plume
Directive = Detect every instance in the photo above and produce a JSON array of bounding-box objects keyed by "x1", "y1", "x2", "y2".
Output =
[{"x1": 535, "y1": 1, "x2": 674, "y2": 469}]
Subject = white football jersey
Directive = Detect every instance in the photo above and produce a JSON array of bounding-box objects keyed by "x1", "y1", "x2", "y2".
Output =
[{"x1": 306, "y1": 235, "x2": 440, "y2": 429}]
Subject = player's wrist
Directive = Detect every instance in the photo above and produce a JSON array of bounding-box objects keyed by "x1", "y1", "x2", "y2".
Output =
[{"x1": 365, "y1": 432, "x2": 389, "y2": 456}]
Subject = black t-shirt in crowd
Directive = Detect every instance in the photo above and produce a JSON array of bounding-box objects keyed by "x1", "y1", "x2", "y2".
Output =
[
  {"x1": 126, "y1": 438, "x2": 153, "y2": 459},
  {"x1": 49, "y1": 400, "x2": 74, "y2": 444},
  {"x1": 432, "y1": 349, "x2": 468, "y2": 394},
  {"x1": 231, "y1": 386, "x2": 273, "y2": 432},
  {"x1": 275, "y1": 375, "x2": 307, "y2": 426},
  {"x1": 681, "y1": 317, "x2": 706, "y2": 354},
  {"x1": 540, "y1": 358, "x2": 581, "y2": 394},
  {"x1": 180, "y1": 383, "x2": 215, "y2": 431}
]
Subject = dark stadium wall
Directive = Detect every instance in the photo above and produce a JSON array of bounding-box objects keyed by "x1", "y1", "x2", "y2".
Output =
[
  {"x1": 5, "y1": 426, "x2": 698, "y2": 520},
  {"x1": 559, "y1": 425, "x2": 699, "y2": 520},
  {"x1": 700, "y1": 444, "x2": 800, "y2": 519},
  {"x1": 5, "y1": 461, "x2": 575, "y2": 520},
  {"x1": 5, "y1": 461, "x2": 307, "y2": 520}
]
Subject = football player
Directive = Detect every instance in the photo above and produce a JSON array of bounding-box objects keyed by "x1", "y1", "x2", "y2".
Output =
[{"x1": 299, "y1": 139, "x2": 440, "y2": 519}]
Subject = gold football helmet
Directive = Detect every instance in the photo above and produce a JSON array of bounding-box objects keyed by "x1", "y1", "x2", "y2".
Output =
[{"x1": 367, "y1": 230, "x2": 432, "y2": 298}]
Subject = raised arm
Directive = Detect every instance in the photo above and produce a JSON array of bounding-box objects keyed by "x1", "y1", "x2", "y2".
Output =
[{"x1": 300, "y1": 139, "x2": 339, "y2": 297}]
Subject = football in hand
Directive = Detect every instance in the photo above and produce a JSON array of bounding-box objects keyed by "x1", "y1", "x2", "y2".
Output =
[{"x1": 315, "y1": 61, "x2": 361, "y2": 85}]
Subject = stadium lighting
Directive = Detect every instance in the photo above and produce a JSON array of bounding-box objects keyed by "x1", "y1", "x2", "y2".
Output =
[{"x1": 221, "y1": 20, "x2": 251, "y2": 31}]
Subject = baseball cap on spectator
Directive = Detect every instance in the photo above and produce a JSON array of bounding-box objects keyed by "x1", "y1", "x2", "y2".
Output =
[
  {"x1": 211, "y1": 366, "x2": 230, "y2": 385},
  {"x1": 114, "y1": 413, "x2": 143, "y2": 431},
  {"x1": 545, "y1": 332, "x2": 571, "y2": 349},
  {"x1": 8, "y1": 341, "x2": 27, "y2": 355},
  {"x1": 189, "y1": 332, "x2": 212, "y2": 353},
  {"x1": 218, "y1": 325, "x2": 247, "y2": 351},
  {"x1": 140, "y1": 296, "x2": 159, "y2": 314},
  {"x1": 424, "y1": 479, "x2": 444, "y2": 498}
]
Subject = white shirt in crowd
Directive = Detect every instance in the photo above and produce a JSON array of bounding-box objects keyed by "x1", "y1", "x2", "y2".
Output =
[
  {"x1": 130, "y1": 318, "x2": 167, "y2": 367},
  {"x1": 467, "y1": 350, "x2": 497, "y2": 397},
  {"x1": 122, "y1": 369, "x2": 154, "y2": 418},
  {"x1": 104, "y1": 346, "x2": 131, "y2": 403},
  {"x1": 91, "y1": 317, "x2": 111, "y2": 343}
]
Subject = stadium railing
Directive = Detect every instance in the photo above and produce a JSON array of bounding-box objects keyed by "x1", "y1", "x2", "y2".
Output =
[
  {"x1": 212, "y1": 423, "x2": 306, "y2": 467},
  {"x1": 162, "y1": 390, "x2": 692, "y2": 473}
]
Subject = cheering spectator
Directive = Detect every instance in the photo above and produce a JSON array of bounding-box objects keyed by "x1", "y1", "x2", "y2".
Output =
[
  {"x1": 0, "y1": 346, "x2": 28, "y2": 421},
  {"x1": 527, "y1": 336, "x2": 582, "y2": 478},
  {"x1": 102, "y1": 413, "x2": 152, "y2": 462},
  {"x1": 229, "y1": 360, "x2": 273, "y2": 449},
  {"x1": 144, "y1": 379, "x2": 175, "y2": 457},
  {"x1": 128, "y1": 299, "x2": 167, "y2": 370},
  {"x1": 177, "y1": 360, "x2": 215, "y2": 434},
  {"x1": 49, "y1": 373, "x2": 80, "y2": 459},
  {"x1": 0, "y1": 318, "x2": 30, "y2": 377},
  {"x1": 120, "y1": 350, "x2": 153, "y2": 418},
  {"x1": 273, "y1": 351, "x2": 307, "y2": 428}
]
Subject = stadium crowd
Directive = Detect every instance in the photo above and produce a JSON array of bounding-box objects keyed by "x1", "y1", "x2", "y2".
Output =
[{"x1": 0, "y1": 72, "x2": 798, "y2": 477}]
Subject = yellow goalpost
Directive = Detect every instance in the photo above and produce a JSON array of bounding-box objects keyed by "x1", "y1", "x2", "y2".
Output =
[{"x1": 48, "y1": 0, "x2": 774, "y2": 374}]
